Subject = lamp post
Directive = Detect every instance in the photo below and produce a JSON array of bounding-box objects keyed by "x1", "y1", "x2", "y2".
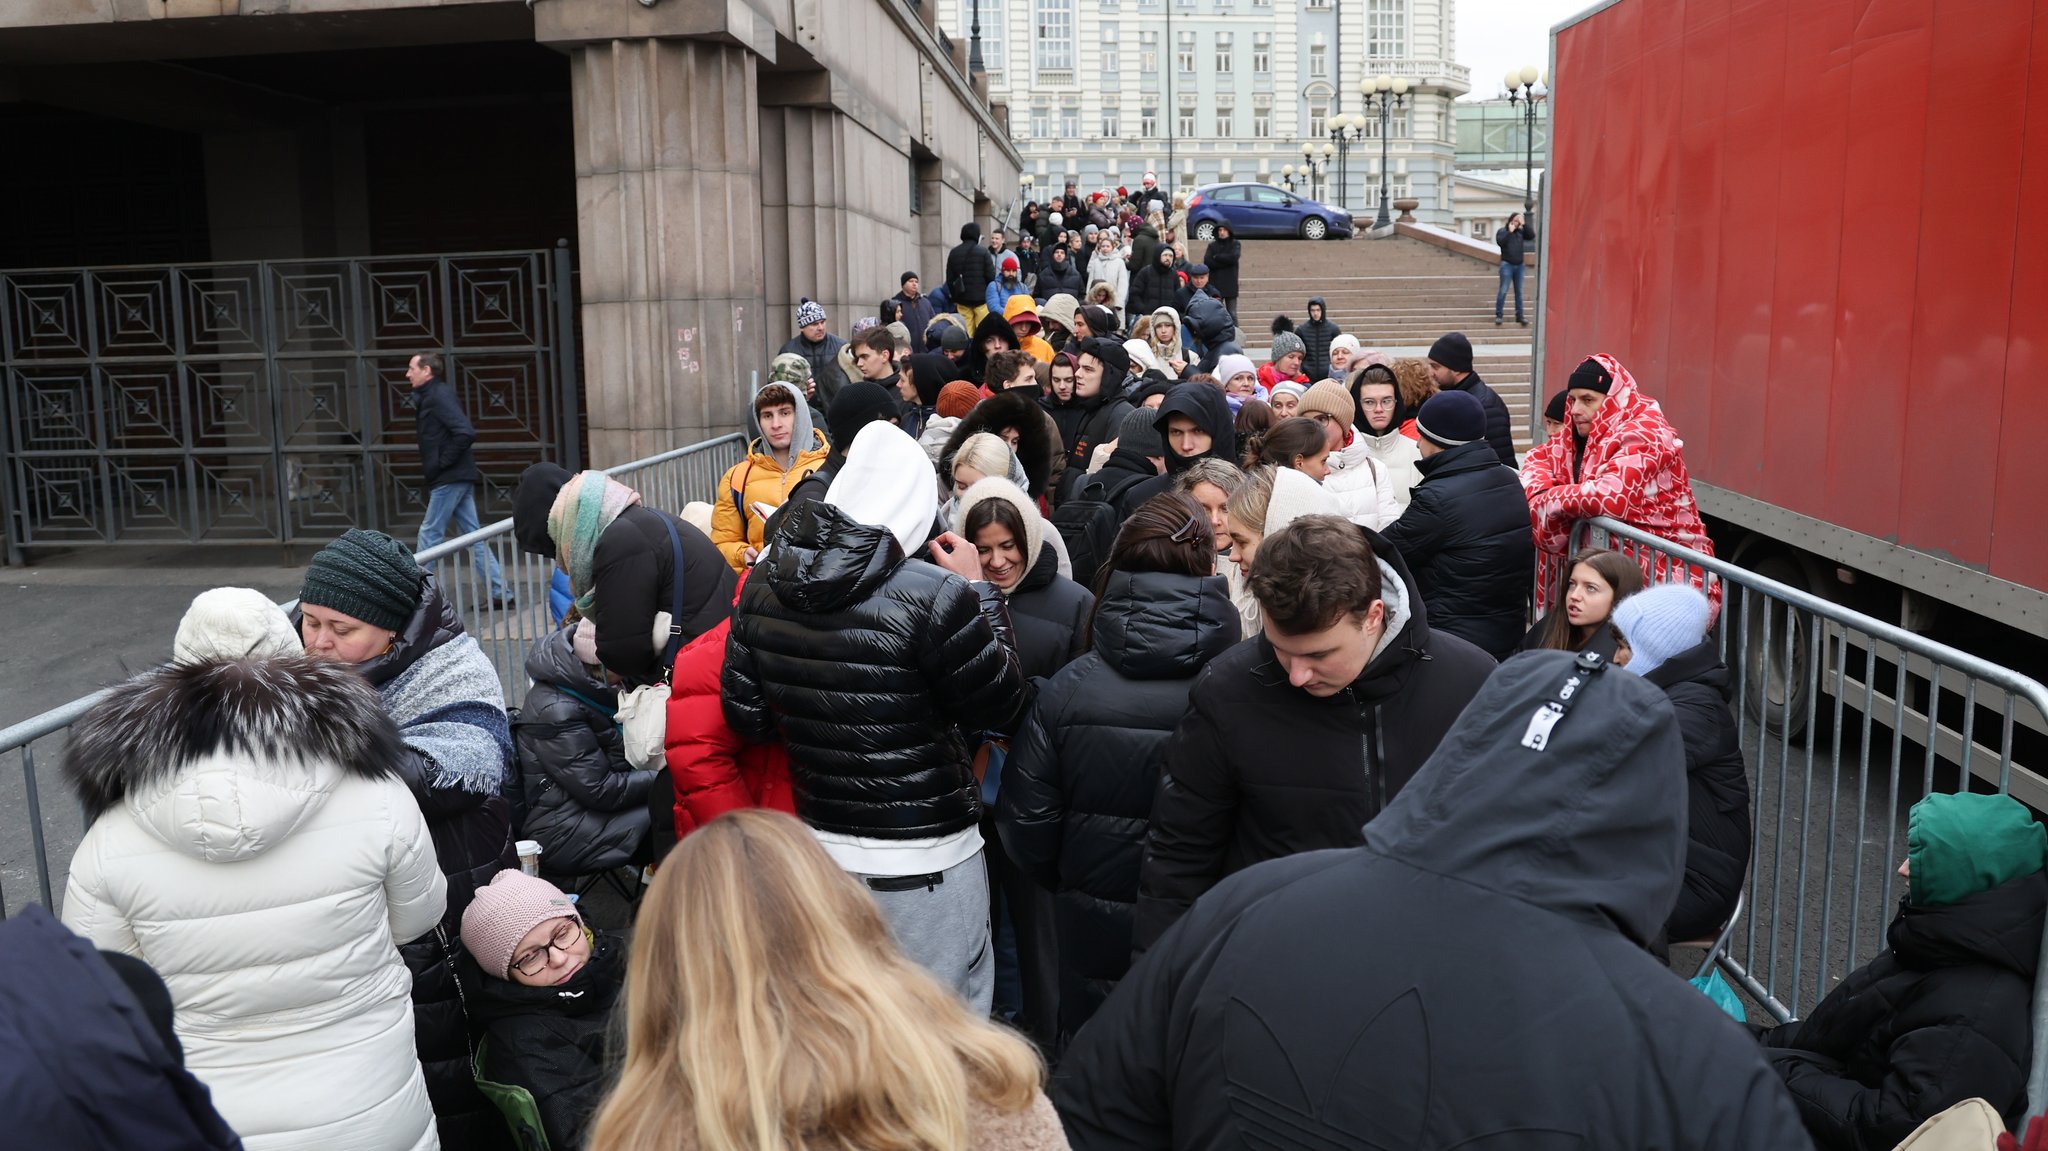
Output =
[
  {"x1": 1359, "y1": 73, "x2": 1409, "y2": 229},
  {"x1": 1504, "y1": 65, "x2": 1549, "y2": 212},
  {"x1": 1280, "y1": 163, "x2": 1298, "y2": 193},
  {"x1": 969, "y1": 0, "x2": 984, "y2": 74},
  {"x1": 1297, "y1": 142, "x2": 1327, "y2": 201},
  {"x1": 1325, "y1": 113, "x2": 1365, "y2": 209}
]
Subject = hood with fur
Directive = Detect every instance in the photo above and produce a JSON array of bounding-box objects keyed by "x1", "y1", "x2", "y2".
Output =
[
  {"x1": 64, "y1": 656, "x2": 402, "y2": 860},
  {"x1": 940, "y1": 389, "x2": 1061, "y2": 499}
]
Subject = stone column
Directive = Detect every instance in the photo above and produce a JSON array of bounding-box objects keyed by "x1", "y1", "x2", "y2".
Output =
[{"x1": 570, "y1": 37, "x2": 764, "y2": 466}]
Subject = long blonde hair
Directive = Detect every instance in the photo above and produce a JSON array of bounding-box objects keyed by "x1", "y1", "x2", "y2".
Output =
[{"x1": 587, "y1": 810, "x2": 1043, "y2": 1151}]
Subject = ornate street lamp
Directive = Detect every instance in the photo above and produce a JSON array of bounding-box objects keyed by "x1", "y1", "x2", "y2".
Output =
[
  {"x1": 1359, "y1": 73, "x2": 1409, "y2": 229},
  {"x1": 1297, "y1": 141, "x2": 1328, "y2": 201},
  {"x1": 1504, "y1": 65, "x2": 1550, "y2": 212},
  {"x1": 1280, "y1": 163, "x2": 1298, "y2": 193},
  {"x1": 1325, "y1": 113, "x2": 1366, "y2": 210}
]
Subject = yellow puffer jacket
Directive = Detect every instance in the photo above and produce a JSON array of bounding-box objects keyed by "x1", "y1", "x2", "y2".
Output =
[{"x1": 710, "y1": 429, "x2": 829, "y2": 570}]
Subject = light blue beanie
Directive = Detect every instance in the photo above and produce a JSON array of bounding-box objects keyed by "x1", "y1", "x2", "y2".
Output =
[{"x1": 1611, "y1": 582, "x2": 1711, "y2": 677}]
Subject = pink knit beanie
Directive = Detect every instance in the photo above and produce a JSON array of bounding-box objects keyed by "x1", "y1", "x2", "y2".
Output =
[{"x1": 460, "y1": 870, "x2": 582, "y2": 979}]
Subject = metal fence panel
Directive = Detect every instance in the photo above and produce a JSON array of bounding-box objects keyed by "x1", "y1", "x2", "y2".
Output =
[{"x1": 0, "y1": 432, "x2": 743, "y2": 918}]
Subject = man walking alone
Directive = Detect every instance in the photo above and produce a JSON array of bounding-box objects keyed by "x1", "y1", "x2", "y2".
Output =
[{"x1": 409, "y1": 353, "x2": 509, "y2": 608}]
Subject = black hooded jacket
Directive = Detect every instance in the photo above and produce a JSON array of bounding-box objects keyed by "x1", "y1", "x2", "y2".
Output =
[
  {"x1": 1379, "y1": 439, "x2": 1535, "y2": 661},
  {"x1": 1185, "y1": 295, "x2": 1241, "y2": 374},
  {"x1": 947, "y1": 234, "x2": 999, "y2": 305},
  {"x1": 1446, "y1": 370, "x2": 1519, "y2": 468},
  {"x1": 1296, "y1": 299, "x2": 1341, "y2": 383},
  {"x1": 470, "y1": 930, "x2": 626, "y2": 1151},
  {"x1": 1644, "y1": 639, "x2": 1752, "y2": 943},
  {"x1": 1003, "y1": 541, "x2": 1095, "y2": 680},
  {"x1": 512, "y1": 463, "x2": 738, "y2": 686},
  {"x1": 1761, "y1": 872, "x2": 2046, "y2": 1150},
  {"x1": 1052, "y1": 386, "x2": 1137, "y2": 505},
  {"x1": 1037, "y1": 250, "x2": 1087, "y2": 301},
  {"x1": 1201, "y1": 233, "x2": 1241, "y2": 299},
  {"x1": 721, "y1": 499, "x2": 1030, "y2": 839},
  {"x1": 999, "y1": 571, "x2": 1239, "y2": 1038},
  {"x1": 511, "y1": 626, "x2": 661, "y2": 876},
  {"x1": 1127, "y1": 257, "x2": 1184, "y2": 325},
  {"x1": 1059, "y1": 651, "x2": 1817, "y2": 1150},
  {"x1": 967, "y1": 311, "x2": 1022, "y2": 386},
  {"x1": 941, "y1": 389, "x2": 1064, "y2": 502},
  {"x1": 1133, "y1": 527, "x2": 1496, "y2": 950},
  {"x1": 1119, "y1": 383, "x2": 1237, "y2": 514}
]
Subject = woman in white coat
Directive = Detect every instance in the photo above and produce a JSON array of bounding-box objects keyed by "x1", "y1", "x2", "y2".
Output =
[
  {"x1": 61, "y1": 588, "x2": 447, "y2": 1151},
  {"x1": 1294, "y1": 379, "x2": 1400, "y2": 529}
]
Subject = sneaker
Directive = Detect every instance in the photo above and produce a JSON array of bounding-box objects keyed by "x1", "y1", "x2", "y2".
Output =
[
  {"x1": 490, "y1": 595, "x2": 515, "y2": 610},
  {"x1": 1494, "y1": 318, "x2": 1503, "y2": 326}
]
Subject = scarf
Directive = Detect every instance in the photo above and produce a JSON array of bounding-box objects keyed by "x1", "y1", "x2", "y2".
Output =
[{"x1": 548, "y1": 470, "x2": 643, "y2": 614}]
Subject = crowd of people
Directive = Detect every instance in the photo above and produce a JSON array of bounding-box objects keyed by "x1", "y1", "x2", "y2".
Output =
[{"x1": 12, "y1": 213, "x2": 2048, "y2": 1151}]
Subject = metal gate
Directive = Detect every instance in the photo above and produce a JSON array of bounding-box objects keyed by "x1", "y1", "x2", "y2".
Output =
[{"x1": 1, "y1": 246, "x2": 580, "y2": 551}]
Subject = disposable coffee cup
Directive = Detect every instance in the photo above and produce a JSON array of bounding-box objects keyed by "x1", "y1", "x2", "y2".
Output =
[{"x1": 516, "y1": 839, "x2": 543, "y2": 876}]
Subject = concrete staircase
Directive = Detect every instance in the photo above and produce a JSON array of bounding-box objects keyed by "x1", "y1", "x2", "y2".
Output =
[{"x1": 1232, "y1": 236, "x2": 1537, "y2": 453}]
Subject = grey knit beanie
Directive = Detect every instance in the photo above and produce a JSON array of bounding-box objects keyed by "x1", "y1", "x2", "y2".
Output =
[
  {"x1": 1118, "y1": 406, "x2": 1166, "y2": 458},
  {"x1": 1269, "y1": 330, "x2": 1306, "y2": 361},
  {"x1": 300, "y1": 529, "x2": 425, "y2": 633}
]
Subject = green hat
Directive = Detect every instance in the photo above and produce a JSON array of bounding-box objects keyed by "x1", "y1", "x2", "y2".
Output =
[
  {"x1": 300, "y1": 529, "x2": 425, "y2": 633},
  {"x1": 768, "y1": 353, "x2": 810, "y2": 389},
  {"x1": 1907, "y1": 792, "x2": 2047, "y2": 907}
]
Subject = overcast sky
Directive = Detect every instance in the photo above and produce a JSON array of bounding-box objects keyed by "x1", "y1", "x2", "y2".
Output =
[{"x1": 1454, "y1": 0, "x2": 1596, "y2": 101}]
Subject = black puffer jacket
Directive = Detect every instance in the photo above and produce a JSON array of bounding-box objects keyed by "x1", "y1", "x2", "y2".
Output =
[
  {"x1": 941, "y1": 389, "x2": 1065, "y2": 503},
  {"x1": 1035, "y1": 250, "x2": 1086, "y2": 302},
  {"x1": 1760, "y1": 871, "x2": 2047, "y2": 1150},
  {"x1": 1202, "y1": 234, "x2": 1241, "y2": 299},
  {"x1": 1644, "y1": 639, "x2": 1752, "y2": 942},
  {"x1": 512, "y1": 626, "x2": 660, "y2": 876},
  {"x1": 722, "y1": 499, "x2": 1030, "y2": 839},
  {"x1": 1380, "y1": 439, "x2": 1535, "y2": 661},
  {"x1": 1003, "y1": 542, "x2": 1094, "y2": 680},
  {"x1": 1058, "y1": 652, "x2": 1815, "y2": 1150},
  {"x1": 1126, "y1": 260, "x2": 1183, "y2": 327},
  {"x1": 1118, "y1": 382, "x2": 1239, "y2": 515},
  {"x1": 1134, "y1": 529, "x2": 1497, "y2": 950},
  {"x1": 1296, "y1": 299, "x2": 1341, "y2": 382},
  {"x1": 999, "y1": 570, "x2": 1238, "y2": 1037},
  {"x1": 471, "y1": 930, "x2": 627, "y2": 1151},
  {"x1": 947, "y1": 237, "x2": 998, "y2": 307},
  {"x1": 1446, "y1": 370, "x2": 1518, "y2": 468}
]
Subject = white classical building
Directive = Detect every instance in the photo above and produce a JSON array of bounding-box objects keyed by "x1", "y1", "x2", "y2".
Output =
[{"x1": 936, "y1": 0, "x2": 1470, "y2": 226}]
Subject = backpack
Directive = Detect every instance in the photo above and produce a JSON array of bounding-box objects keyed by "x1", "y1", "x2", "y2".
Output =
[{"x1": 1051, "y1": 471, "x2": 1148, "y2": 593}]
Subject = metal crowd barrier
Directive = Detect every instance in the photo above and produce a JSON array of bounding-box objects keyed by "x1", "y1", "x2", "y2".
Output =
[
  {"x1": 1564, "y1": 517, "x2": 2048, "y2": 1023},
  {"x1": 0, "y1": 432, "x2": 746, "y2": 919}
]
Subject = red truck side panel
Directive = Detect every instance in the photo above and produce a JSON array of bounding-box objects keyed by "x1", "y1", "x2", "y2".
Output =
[{"x1": 1547, "y1": 0, "x2": 2046, "y2": 592}]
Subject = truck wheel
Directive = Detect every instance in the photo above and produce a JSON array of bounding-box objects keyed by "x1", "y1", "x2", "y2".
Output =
[
  {"x1": 1193, "y1": 220, "x2": 1217, "y2": 241},
  {"x1": 1736, "y1": 553, "x2": 1818, "y2": 740}
]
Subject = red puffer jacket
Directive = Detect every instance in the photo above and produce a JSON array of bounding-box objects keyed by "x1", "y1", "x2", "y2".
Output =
[{"x1": 664, "y1": 572, "x2": 795, "y2": 838}]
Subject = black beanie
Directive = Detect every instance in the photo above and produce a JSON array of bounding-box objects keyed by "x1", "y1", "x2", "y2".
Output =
[
  {"x1": 1544, "y1": 390, "x2": 1569, "y2": 423},
  {"x1": 1427, "y1": 332, "x2": 1474, "y2": 374},
  {"x1": 1568, "y1": 357, "x2": 1615, "y2": 395},
  {"x1": 1082, "y1": 337, "x2": 1130, "y2": 380},
  {"x1": 939, "y1": 324, "x2": 970, "y2": 352},
  {"x1": 827, "y1": 381, "x2": 902, "y2": 450},
  {"x1": 513, "y1": 462, "x2": 573, "y2": 556},
  {"x1": 1077, "y1": 304, "x2": 1119, "y2": 338},
  {"x1": 300, "y1": 529, "x2": 425, "y2": 633},
  {"x1": 1415, "y1": 391, "x2": 1487, "y2": 448}
]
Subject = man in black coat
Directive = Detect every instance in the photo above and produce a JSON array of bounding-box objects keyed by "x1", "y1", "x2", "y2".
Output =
[
  {"x1": 1426, "y1": 331, "x2": 1517, "y2": 467},
  {"x1": 1200, "y1": 221, "x2": 1242, "y2": 319},
  {"x1": 1035, "y1": 243, "x2": 1087, "y2": 302},
  {"x1": 946, "y1": 221, "x2": 1000, "y2": 332},
  {"x1": 723, "y1": 421, "x2": 1029, "y2": 1011},
  {"x1": 1058, "y1": 649, "x2": 1816, "y2": 1150},
  {"x1": 1052, "y1": 339, "x2": 1138, "y2": 504},
  {"x1": 1295, "y1": 297, "x2": 1341, "y2": 383},
  {"x1": 1133, "y1": 516, "x2": 1495, "y2": 949},
  {"x1": 1758, "y1": 790, "x2": 2046, "y2": 1150},
  {"x1": 408, "y1": 352, "x2": 510, "y2": 607},
  {"x1": 890, "y1": 272, "x2": 937, "y2": 353},
  {"x1": 1380, "y1": 391, "x2": 1535, "y2": 661}
]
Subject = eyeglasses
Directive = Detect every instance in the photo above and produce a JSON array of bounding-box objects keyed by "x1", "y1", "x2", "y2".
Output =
[
  {"x1": 511, "y1": 919, "x2": 582, "y2": 977},
  {"x1": 1360, "y1": 398, "x2": 1397, "y2": 411}
]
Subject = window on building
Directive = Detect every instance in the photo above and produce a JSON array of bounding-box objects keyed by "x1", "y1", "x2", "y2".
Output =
[
  {"x1": 1368, "y1": 0, "x2": 1405, "y2": 59},
  {"x1": 981, "y1": 0, "x2": 1007, "y2": 70},
  {"x1": 1140, "y1": 29, "x2": 1158, "y2": 73},
  {"x1": 1100, "y1": 22, "x2": 1119, "y2": 72},
  {"x1": 1102, "y1": 94, "x2": 1121, "y2": 137},
  {"x1": 1215, "y1": 94, "x2": 1235, "y2": 137},
  {"x1": 1036, "y1": 0, "x2": 1075, "y2": 72},
  {"x1": 1471, "y1": 218, "x2": 1492, "y2": 239},
  {"x1": 1361, "y1": 110, "x2": 1411, "y2": 139},
  {"x1": 1252, "y1": 32, "x2": 1271, "y2": 74},
  {"x1": 1305, "y1": 0, "x2": 1330, "y2": 9},
  {"x1": 1177, "y1": 30, "x2": 1196, "y2": 72},
  {"x1": 1141, "y1": 104, "x2": 1159, "y2": 137},
  {"x1": 1215, "y1": 31, "x2": 1233, "y2": 73},
  {"x1": 1308, "y1": 39, "x2": 1327, "y2": 78},
  {"x1": 1253, "y1": 0, "x2": 1270, "y2": 7},
  {"x1": 1253, "y1": 92, "x2": 1272, "y2": 138},
  {"x1": 1031, "y1": 104, "x2": 1050, "y2": 138},
  {"x1": 1308, "y1": 101, "x2": 1328, "y2": 137},
  {"x1": 1178, "y1": 93, "x2": 1197, "y2": 137},
  {"x1": 1060, "y1": 98, "x2": 1081, "y2": 137},
  {"x1": 1100, "y1": 0, "x2": 1119, "y2": 9}
]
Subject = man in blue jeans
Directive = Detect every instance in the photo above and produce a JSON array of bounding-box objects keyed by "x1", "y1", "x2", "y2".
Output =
[
  {"x1": 1495, "y1": 212, "x2": 1533, "y2": 326},
  {"x1": 408, "y1": 352, "x2": 510, "y2": 608}
]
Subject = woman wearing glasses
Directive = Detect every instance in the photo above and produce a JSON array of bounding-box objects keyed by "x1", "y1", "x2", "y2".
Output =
[
  {"x1": 995, "y1": 493, "x2": 1239, "y2": 1047},
  {"x1": 461, "y1": 870, "x2": 626, "y2": 1150}
]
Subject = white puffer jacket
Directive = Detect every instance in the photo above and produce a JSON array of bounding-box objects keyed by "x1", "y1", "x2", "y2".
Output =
[
  {"x1": 1356, "y1": 426, "x2": 1425, "y2": 509},
  {"x1": 62, "y1": 657, "x2": 447, "y2": 1151},
  {"x1": 1323, "y1": 433, "x2": 1403, "y2": 530}
]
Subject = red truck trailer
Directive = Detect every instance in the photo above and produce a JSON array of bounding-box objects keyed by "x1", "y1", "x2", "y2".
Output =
[{"x1": 1541, "y1": 0, "x2": 2048, "y2": 767}]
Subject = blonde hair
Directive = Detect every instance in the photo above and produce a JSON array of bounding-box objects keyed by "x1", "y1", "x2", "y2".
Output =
[
  {"x1": 1226, "y1": 465, "x2": 1278, "y2": 536},
  {"x1": 586, "y1": 810, "x2": 1043, "y2": 1151},
  {"x1": 949, "y1": 432, "x2": 1015, "y2": 487}
]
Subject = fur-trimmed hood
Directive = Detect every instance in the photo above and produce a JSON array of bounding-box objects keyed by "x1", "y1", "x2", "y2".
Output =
[
  {"x1": 940, "y1": 389, "x2": 1062, "y2": 499},
  {"x1": 65, "y1": 656, "x2": 402, "y2": 859}
]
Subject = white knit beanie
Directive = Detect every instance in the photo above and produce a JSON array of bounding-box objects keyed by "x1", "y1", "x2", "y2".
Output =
[
  {"x1": 1611, "y1": 583, "x2": 1712, "y2": 677},
  {"x1": 173, "y1": 587, "x2": 301, "y2": 664}
]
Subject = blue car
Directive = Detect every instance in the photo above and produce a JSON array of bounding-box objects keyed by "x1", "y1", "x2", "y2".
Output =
[{"x1": 1186, "y1": 182, "x2": 1355, "y2": 241}]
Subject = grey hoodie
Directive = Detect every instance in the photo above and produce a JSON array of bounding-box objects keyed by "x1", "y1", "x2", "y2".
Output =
[{"x1": 748, "y1": 380, "x2": 818, "y2": 469}]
